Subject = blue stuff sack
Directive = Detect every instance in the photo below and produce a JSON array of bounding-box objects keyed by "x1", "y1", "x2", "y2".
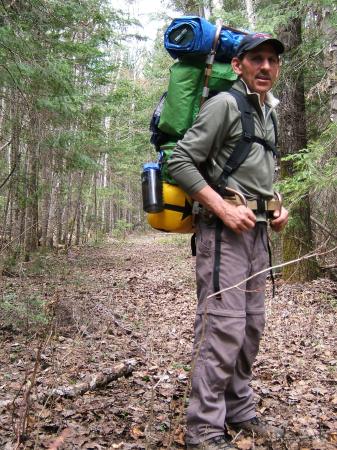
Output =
[
  {"x1": 164, "y1": 16, "x2": 247, "y2": 63},
  {"x1": 164, "y1": 16, "x2": 216, "y2": 59},
  {"x1": 217, "y1": 28, "x2": 245, "y2": 62}
]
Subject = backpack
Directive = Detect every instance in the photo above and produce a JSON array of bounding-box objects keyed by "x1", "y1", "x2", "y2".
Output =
[{"x1": 142, "y1": 18, "x2": 278, "y2": 234}]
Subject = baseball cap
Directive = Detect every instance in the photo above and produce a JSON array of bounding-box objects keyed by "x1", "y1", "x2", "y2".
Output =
[{"x1": 235, "y1": 33, "x2": 285, "y2": 58}]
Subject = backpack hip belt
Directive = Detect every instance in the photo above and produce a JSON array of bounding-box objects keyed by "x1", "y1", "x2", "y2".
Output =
[
  {"x1": 223, "y1": 195, "x2": 282, "y2": 217},
  {"x1": 201, "y1": 188, "x2": 282, "y2": 222}
]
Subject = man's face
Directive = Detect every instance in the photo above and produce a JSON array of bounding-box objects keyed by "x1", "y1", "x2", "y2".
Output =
[{"x1": 232, "y1": 44, "x2": 280, "y2": 99}]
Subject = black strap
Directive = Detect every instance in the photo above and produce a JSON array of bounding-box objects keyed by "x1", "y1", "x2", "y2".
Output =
[
  {"x1": 269, "y1": 108, "x2": 278, "y2": 147},
  {"x1": 215, "y1": 89, "x2": 278, "y2": 193},
  {"x1": 213, "y1": 219, "x2": 223, "y2": 296},
  {"x1": 253, "y1": 136, "x2": 278, "y2": 155},
  {"x1": 267, "y1": 234, "x2": 275, "y2": 298},
  {"x1": 191, "y1": 233, "x2": 196, "y2": 257}
]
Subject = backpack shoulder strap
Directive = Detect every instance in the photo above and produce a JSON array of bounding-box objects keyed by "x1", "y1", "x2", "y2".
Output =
[
  {"x1": 270, "y1": 109, "x2": 278, "y2": 147},
  {"x1": 214, "y1": 89, "x2": 278, "y2": 194},
  {"x1": 215, "y1": 88, "x2": 255, "y2": 193}
]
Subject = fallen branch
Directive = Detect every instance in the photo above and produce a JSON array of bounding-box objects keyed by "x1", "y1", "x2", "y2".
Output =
[
  {"x1": 208, "y1": 245, "x2": 337, "y2": 299},
  {"x1": 39, "y1": 359, "x2": 137, "y2": 403}
]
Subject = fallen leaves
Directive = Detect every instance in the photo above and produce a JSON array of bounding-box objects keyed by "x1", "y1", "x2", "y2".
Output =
[
  {"x1": 0, "y1": 234, "x2": 336, "y2": 449},
  {"x1": 236, "y1": 437, "x2": 254, "y2": 449}
]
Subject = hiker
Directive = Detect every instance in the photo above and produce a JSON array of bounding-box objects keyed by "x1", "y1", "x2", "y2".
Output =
[{"x1": 168, "y1": 33, "x2": 289, "y2": 449}]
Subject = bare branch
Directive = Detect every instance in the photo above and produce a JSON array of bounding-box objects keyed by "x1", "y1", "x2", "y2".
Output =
[
  {"x1": 0, "y1": 161, "x2": 17, "y2": 190},
  {"x1": 311, "y1": 215, "x2": 337, "y2": 242},
  {"x1": 208, "y1": 245, "x2": 337, "y2": 299},
  {"x1": 0, "y1": 140, "x2": 11, "y2": 152}
]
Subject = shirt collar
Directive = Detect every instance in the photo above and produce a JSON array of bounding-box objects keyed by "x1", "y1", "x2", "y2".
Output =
[{"x1": 240, "y1": 79, "x2": 279, "y2": 109}]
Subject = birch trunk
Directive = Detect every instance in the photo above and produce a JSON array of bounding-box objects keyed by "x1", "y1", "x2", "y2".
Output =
[{"x1": 244, "y1": 0, "x2": 256, "y2": 30}]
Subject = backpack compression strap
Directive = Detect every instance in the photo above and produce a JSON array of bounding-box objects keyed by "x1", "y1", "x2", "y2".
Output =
[{"x1": 215, "y1": 89, "x2": 279, "y2": 194}]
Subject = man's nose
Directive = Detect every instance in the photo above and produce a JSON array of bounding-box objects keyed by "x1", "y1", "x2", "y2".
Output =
[{"x1": 260, "y1": 59, "x2": 271, "y2": 70}]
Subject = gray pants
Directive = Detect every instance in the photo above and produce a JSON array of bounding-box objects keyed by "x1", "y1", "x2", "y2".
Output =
[{"x1": 186, "y1": 220, "x2": 269, "y2": 444}]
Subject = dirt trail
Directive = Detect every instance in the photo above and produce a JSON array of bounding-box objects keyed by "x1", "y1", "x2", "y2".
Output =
[{"x1": 0, "y1": 233, "x2": 336, "y2": 449}]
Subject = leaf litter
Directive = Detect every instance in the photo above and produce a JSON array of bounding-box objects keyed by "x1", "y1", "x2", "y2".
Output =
[{"x1": 0, "y1": 233, "x2": 336, "y2": 449}]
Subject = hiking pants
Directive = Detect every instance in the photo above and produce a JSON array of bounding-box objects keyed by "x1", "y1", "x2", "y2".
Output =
[{"x1": 186, "y1": 220, "x2": 269, "y2": 445}]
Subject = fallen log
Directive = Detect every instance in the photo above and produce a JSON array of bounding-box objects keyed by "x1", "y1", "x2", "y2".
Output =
[
  {"x1": 40, "y1": 359, "x2": 137, "y2": 403},
  {"x1": 0, "y1": 360, "x2": 138, "y2": 411}
]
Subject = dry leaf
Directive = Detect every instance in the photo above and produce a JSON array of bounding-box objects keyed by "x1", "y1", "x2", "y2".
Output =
[
  {"x1": 236, "y1": 437, "x2": 253, "y2": 450},
  {"x1": 174, "y1": 427, "x2": 185, "y2": 446},
  {"x1": 329, "y1": 432, "x2": 337, "y2": 443},
  {"x1": 130, "y1": 425, "x2": 144, "y2": 439}
]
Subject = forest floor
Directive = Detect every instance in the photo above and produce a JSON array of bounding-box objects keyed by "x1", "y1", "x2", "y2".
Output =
[{"x1": 0, "y1": 233, "x2": 336, "y2": 450}]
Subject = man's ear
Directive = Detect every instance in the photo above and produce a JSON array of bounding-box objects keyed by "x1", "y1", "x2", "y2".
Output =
[{"x1": 231, "y1": 57, "x2": 243, "y2": 76}]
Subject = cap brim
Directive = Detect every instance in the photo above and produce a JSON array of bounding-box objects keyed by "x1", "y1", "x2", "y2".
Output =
[{"x1": 247, "y1": 38, "x2": 285, "y2": 55}]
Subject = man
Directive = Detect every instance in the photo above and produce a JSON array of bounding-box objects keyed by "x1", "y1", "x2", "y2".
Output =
[{"x1": 168, "y1": 33, "x2": 289, "y2": 449}]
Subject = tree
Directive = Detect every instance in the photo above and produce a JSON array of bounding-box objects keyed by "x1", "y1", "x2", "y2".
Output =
[
  {"x1": 277, "y1": 17, "x2": 319, "y2": 282},
  {"x1": 0, "y1": 0, "x2": 133, "y2": 256}
]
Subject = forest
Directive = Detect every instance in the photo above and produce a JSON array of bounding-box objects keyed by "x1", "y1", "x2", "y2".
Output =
[{"x1": 0, "y1": 0, "x2": 336, "y2": 449}]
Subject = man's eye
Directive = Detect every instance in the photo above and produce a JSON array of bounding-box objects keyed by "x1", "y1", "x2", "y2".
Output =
[{"x1": 252, "y1": 56, "x2": 263, "y2": 64}]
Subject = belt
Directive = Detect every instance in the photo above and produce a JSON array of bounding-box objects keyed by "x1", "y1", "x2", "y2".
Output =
[
  {"x1": 199, "y1": 188, "x2": 282, "y2": 223},
  {"x1": 223, "y1": 196, "x2": 281, "y2": 213},
  {"x1": 222, "y1": 187, "x2": 282, "y2": 215}
]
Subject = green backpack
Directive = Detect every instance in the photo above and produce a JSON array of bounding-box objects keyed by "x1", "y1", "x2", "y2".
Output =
[{"x1": 158, "y1": 61, "x2": 237, "y2": 139}]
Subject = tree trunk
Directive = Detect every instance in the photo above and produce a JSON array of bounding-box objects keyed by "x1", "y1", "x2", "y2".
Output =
[
  {"x1": 278, "y1": 18, "x2": 319, "y2": 282},
  {"x1": 321, "y1": 8, "x2": 337, "y2": 123},
  {"x1": 40, "y1": 155, "x2": 53, "y2": 248},
  {"x1": 244, "y1": 0, "x2": 256, "y2": 30},
  {"x1": 8, "y1": 89, "x2": 22, "y2": 246},
  {"x1": 68, "y1": 173, "x2": 84, "y2": 247},
  {"x1": 62, "y1": 174, "x2": 73, "y2": 246},
  {"x1": 25, "y1": 118, "x2": 40, "y2": 256}
]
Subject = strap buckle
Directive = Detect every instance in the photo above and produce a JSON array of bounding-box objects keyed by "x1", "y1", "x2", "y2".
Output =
[
  {"x1": 266, "y1": 191, "x2": 283, "y2": 219},
  {"x1": 243, "y1": 131, "x2": 252, "y2": 142},
  {"x1": 224, "y1": 187, "x2": 247, "y2": 207}
]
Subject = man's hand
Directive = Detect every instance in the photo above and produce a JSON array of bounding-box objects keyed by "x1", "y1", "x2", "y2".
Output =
[
  {"x1": 270, "y1": 206, "x2": 288, "y2": 232},
  {"x1": 192, "y1": 185, "x2": 256, "y2": 234},
  {"x1": 221, "y1": 203, "x2": 256, "y2": 233}
]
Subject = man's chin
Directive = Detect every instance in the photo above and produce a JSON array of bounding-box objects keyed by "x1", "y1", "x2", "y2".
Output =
[{"x1": 254, "y1": 81, "x2": 272, "y2": 94}]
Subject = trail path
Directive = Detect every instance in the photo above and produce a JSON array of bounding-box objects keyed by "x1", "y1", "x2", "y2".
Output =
[{"x1": 0, "y1": 233, "x2": 336, "y2": 449}]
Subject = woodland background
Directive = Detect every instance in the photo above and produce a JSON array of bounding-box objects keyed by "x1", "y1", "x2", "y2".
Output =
[
  {"x1": 0, "y1": 1, "x2": 337, "y2": 449},
  {"x1": 0, "y1": 0, "x2": 336, "y2": 280}
]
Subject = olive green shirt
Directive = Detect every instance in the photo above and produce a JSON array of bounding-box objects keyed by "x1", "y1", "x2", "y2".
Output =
[{"x1": 167, "y1": 79, "x2": 279, "y2": 201}]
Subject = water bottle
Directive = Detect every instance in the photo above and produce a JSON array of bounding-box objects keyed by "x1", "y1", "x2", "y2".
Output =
[{"x1": 141, "y1": 163, "x2": 163, "y2": 213}]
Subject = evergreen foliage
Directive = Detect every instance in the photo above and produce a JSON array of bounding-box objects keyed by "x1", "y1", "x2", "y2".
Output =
[
  {"x1": 0, "y1": 0, "x2": 336, "y2": 281},
  {"x1": 0, "y1": 0, "x2": 160, "y2": 256}
]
